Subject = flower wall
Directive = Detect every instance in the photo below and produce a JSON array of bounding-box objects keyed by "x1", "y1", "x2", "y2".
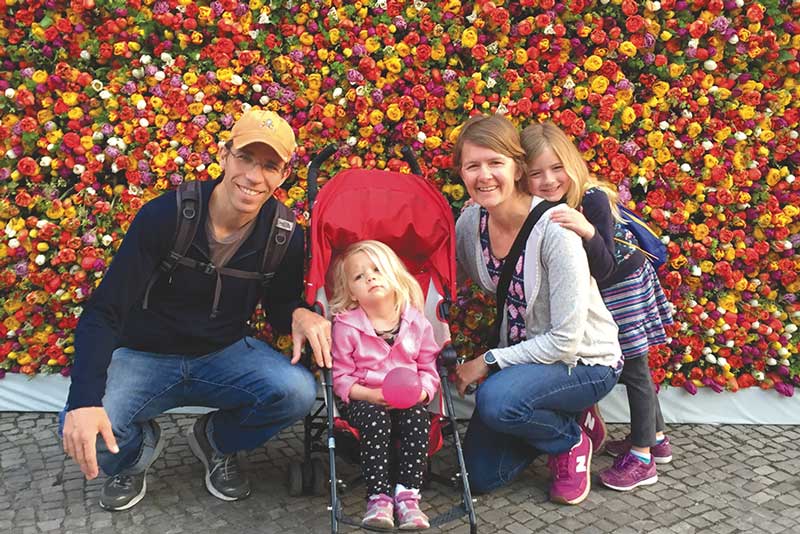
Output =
[{"x1": 0, "y1": 0, "x2": 798, "y2": 395}]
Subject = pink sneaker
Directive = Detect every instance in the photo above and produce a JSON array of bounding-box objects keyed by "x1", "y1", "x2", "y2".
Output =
[
  {"x1": 548, "y1": 430, "x2": 593, "y2": 505},
  {"x1": 578, "y1": 404, "x2": 607, "y2": 453},
  {"x1": 395, "y1": 490, "x2": 430, "y2": 530},
  {"x1": 599, "y1": 452, "x2": 658, "y2": 491},
  {"x1": 362, "y1": 493, "x2": 394, "y2": 529},
  {"x1": 606, "y1": 435, "x2": 673, "y2": 464}
]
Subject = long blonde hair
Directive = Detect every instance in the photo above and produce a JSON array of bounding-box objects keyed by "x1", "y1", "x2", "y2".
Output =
[
  {"x1": 520, "y1": 122, "x2": 620, "y2": 218},
  {"x1": 452, "y1": 114, "x2": 529, "y2": 194},
  {"x1": 329, "y1": 240, "x2": 424, "y2": 315}
]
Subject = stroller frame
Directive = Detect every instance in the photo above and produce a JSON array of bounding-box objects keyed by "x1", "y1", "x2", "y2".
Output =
[{"x1": 287, "y1": 146, "x2": 478, "y2": 533}]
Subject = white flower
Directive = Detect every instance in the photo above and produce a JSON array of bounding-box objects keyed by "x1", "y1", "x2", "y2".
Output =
[
  {"x1": 174, "y1": 156, "x2": 185, "y2": 165},
  {"x1": 486, "y1": 77, "x2": 497, "y2": 89},
  {"x1": 416, "y1": 131, "x2": 427, "y2": 143},
  {"x1": 701, "y1": 140, "x2": 713, "y2": 150},
  {"x1": 136, "y1": 99, "x2": 146, "y2": 110},
  {"x1": 154, "y1": 71, "x2": 166, "y2": 81},
  {"x1": 332, "y1": 87, "x2": 343, "y2": 98},
  {"x1": 346, "y1": 136, "x2": 357, "y2": 146},
  {"x1": 231, "y1": 75, "x2": 243, "y2": 86},
  {"x1": 734, "y1": 131, "x2": 747, "y2": 141},
  {"x1": 728, "y1": 34, "x2": 739, "y2": 44},
  {"x1": 252, "y1": 83, "x2": 262, "y2": 93},
  {"x1": 4, "y1": 88, "x2": 15, "y2": 98},
  {"x1": 80, "y1": 50, "x2": 91, "y2": 61},
  {"x1": 194, "y1": 91, "x2": 205, "y2": 102},
  {"x1": 659, "y1": 121, "x2": 670, "y2": 130},
  {"x1": 259, "y1": 96, "x2": 270, "y2": 105},
  {"x1": 141, "y1": 54, "x2": 152, "y2": 64},
  {"x1": 203, "y1": 104, "x2": 212, "y2": 114},
  {"x1": 40, "y1": 156, "x2": 52, "y2": 167},
  {"x1": 91, "y1": 80, "x2": 104, "y2": 91},
  {"x1": 705, "y1": 354, "x2": 717, "y2": 364},
  {"x1": 703, "y1": 59, "x2": 718, "y2": 71},
  {"x1": 766, "y1": 357, "x2": 777, "y2": 366},
  {"x1": 35, "y1": 254, "x2": 46, "y2": 266},
  {"x1": 99, "y1": 90, "x2": 112, "y2": 100},
  {"x1": 73, "y1": 164, "x2": 86, "y2": 175},
  {"x1": 102, "y1": 235, "x2": 113, "y2": 246},
  {"x1": 132, "y1": 68, "x2": 144, "y2": 79}
]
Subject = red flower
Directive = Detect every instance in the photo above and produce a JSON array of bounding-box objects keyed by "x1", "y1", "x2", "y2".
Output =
[{"x1": 17, "y1": 156, "x2": 39, "y2": 176}]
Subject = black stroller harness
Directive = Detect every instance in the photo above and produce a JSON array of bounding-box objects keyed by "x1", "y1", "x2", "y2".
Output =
[{"x1": 141, "y1": 180, "x2": 295, "y2": 319}]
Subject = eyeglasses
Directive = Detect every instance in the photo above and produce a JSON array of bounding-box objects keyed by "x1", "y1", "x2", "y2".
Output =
[{"x1": 229, "y1": 149, "x2": 284, "y2": 175}]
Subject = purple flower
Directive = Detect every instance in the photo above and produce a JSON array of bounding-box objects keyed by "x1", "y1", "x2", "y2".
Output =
[
  {"x1": 774, "y1": 382, "x2": 794, "y2": 397},
  {"x1": 711, "y1": 16, "x2": 730, "y2": 33},
  {"x1": 683, "y1": 380, "x2": 698, "y2": 395},
  {"x1": 347, "y1": 69, "x2": 364, "y2": 85},
  {"x1": 14, "y1": 262, "x2": 28, "y2": 277}
]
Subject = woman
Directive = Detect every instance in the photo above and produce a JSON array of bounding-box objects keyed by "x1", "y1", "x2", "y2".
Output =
[{"x1": 452, "y1": 115, "x2": 622, "y2": 505}]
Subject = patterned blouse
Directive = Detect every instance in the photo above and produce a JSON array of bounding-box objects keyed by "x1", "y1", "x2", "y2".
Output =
[{"x1": 479, "y1": 208, "x2": 528, "y2": 345}]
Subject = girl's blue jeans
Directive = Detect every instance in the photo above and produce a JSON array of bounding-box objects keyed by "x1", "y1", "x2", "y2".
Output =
[
  {"x1": 59, "y1": 337, "x2": 316, "y2": 476},
  {"x1": 463, "y1": 361, "x2": 619, "y2": 493}
]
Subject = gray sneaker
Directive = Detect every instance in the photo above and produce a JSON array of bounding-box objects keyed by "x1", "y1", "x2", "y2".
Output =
[
  {"x1": 187, "y1": 413, "x2": 251, "y2": 501},
  {"x1": 99, "y1": 421, "x2": 164, "y2": 511}
]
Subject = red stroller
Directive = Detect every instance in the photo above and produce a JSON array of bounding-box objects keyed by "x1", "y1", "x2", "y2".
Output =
[{"x1": 288, "y1": 146, "x2": 477, "y2": 533}]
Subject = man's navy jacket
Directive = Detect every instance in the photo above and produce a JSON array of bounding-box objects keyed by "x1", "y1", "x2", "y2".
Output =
[{"x1": 67, "y1": 178, "x2": 304, "y2": 410}]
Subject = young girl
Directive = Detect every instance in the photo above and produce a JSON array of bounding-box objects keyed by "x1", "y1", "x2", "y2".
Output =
[
  {"x1": 521, "y1": 122, "x2": 675, "y2": 492},
  {"x1": 330, "y1": 240, "x2": 440, "y2": 529}
]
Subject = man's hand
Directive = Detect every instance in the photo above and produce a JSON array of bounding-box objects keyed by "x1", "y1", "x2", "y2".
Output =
[
  {"x1": 291, "y1": 307, "x2": 332, "y2": 368},
  {"x1": 549, "y1": 207, "x2": 595, "y2": 240},
  {"x1": 62, "y1": 407, "x2": 118, "y2": 480},
  {"x1": 454, "y1": 356, "x2": 490, "y2": 397}
]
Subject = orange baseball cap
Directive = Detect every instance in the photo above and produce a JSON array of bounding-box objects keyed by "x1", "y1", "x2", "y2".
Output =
[{"x1": 230, "y1": 109, "x2": 297, "y2": 163}]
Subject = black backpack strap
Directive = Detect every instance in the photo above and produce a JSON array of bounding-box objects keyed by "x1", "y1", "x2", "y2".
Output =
[
  {"x1": 142, "y1": 181, "x2": 204, "y2": 310},
  {"x1": 259, "y1": 201, "x2": 295, "y2": 288},
  {"x1": 489, "y1": 199, "x2": 563, "y2": 348}
]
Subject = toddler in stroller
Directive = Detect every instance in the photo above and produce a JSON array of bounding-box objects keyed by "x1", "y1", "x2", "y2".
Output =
[
  {"x1": 300, "y1": 156, "x2": 477, "y2": 533},
  {"x1": 330, "y1": 240, "x2": 439, "y2": 529}
]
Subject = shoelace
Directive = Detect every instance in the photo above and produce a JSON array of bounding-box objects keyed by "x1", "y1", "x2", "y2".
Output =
[
  {"x1": 109, "y1": 475, "x2": 133, "y2": 489},
  {"x1": 551, "y1": 454, "x2": 571, "y2": 480},
  {"x1": 211, "y1": 453, "x2": 240, "y2": 481},
  {"x1": 614, "y1": 452, "x2": 638, "y2": 470}
]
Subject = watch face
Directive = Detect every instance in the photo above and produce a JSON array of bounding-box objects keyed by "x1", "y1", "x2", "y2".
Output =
[{"x1": 484, "y1": 351, "x2": 496, "y2": 365}]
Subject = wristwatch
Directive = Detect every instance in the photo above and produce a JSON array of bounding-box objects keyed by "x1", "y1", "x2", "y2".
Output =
[{"x1": 483, "y1": 350, "x2": 500, "y2": 371}]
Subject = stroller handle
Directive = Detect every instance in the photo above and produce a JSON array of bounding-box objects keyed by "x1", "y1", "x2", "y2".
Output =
[
  {"x1": 400, "y1": 146, "x2": 423, "y2": 176},
  {"x1": 307, "y1": 144, "x2": 338, "y2": 208}
]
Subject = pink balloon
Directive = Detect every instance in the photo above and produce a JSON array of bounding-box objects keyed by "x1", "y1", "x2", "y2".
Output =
[{"x1": 382, "y1": 367, "x2": 422, "y2": 409}]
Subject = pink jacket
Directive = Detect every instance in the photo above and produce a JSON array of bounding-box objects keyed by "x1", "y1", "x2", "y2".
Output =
[{"x1": 332, "y1": 305, "x2": 441, "y2": 404}]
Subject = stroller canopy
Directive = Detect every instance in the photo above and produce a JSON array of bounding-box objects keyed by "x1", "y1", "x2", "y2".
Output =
[{"x1": 305, "y1": 168, "x2": 456, "y2": 309}]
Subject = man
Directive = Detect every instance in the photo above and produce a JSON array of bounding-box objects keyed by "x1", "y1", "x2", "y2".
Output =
[{"x1": 60, "y1": 108, "x2": 332, "y2": 511}]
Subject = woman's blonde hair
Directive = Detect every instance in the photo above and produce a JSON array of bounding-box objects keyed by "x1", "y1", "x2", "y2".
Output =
[
  {"x1": 452, "y1": 114, "x2": 529, "y2": 193},
  {"x1": 520, "y1": 122, "x2": 620, "y2": 218},
  {"x1": 329, "y1": 240, "x2": 424, "y2": 315}
]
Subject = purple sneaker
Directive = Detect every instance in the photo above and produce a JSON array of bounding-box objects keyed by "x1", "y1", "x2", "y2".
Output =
[
  {"x1": 578, "y1": 404, "x2": 607, "y2": 453},
  {"x1": 548, "y1": 430, "x2": 593, "y2": 505},
  {"x1": 606, "y1": 435, "x2": 673, "y2": 464},
  {"x1": 599, "y1": 452, "x2": 658, "y2": 491}
]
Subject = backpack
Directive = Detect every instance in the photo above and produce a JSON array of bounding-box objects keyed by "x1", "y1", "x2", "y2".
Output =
[
  {"x1": 614, "y1": 204, "x2": 667, "y2": 268},
  {"x1": 141, "y1": 180, "x2": 296, "y2": 318}
]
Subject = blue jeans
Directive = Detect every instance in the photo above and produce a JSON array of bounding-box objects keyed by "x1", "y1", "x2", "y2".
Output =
[
  {"x1": 464, "y1": 361, "x2": 619, "y2": 493},
  {"x1": 59, "y1": 337, "x2": 316, "y2": 476}
]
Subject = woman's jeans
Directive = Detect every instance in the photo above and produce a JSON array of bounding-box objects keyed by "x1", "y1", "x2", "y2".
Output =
[
  {"x1": 463, "y1": 361, "x2": 619, "y2": 493},
  {"x1": 59, "y1": 337, "x2": 316, "y2": 477}
]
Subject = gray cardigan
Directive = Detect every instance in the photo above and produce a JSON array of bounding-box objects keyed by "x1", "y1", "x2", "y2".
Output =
[{"x1": 455, "y1": 197, "x2": 622, "y2": 369}]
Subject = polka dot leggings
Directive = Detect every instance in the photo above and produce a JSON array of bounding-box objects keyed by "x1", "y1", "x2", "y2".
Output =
[{"x1": 345, "y1": 400, "x2": 430, "y2": 496}]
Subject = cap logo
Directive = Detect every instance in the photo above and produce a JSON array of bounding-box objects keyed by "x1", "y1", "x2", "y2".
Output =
[{"x1": 262, "y1": 118, "x2": 274, "y2": 130}]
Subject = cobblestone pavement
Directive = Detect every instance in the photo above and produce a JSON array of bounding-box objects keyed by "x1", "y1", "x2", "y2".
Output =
[{"x1": 1, "y1": 411, "x2": 799, "y2": 534}]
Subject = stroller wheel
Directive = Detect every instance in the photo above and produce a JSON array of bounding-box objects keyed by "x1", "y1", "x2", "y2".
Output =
[
  {"x1": 311, "y1": 458, "x2": 327, "y2": 496},
  {"x1": 287, "y1": 461, "x2": 304, "y2": 497}
]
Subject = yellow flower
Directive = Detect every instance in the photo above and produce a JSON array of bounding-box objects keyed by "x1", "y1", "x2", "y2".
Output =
[
  {"x1": 651, "y1": 81, "x2": 670, "y2": 98},
  {"x1": 32, "y1": 70, "x2": 48, "y2": 84},
  {"x1": 288, "y1": 186, "x2": 305, "y2": 201},
  {"x1": 590, "y1": 76, "x2": 609, "y2": 94},
  {"x1": 704, "y1": 155, "x2": 719, "y2": 169},
  {"x1": 700, "y1": 260, "x2": 714, "y2": 273},
  {"x1": 396, "y1": 42, "x2": 411, "y2": 57},
  {"x1": 759, "y1": 129, "x2": 775, "y2": 142},
  {"x1": 444, "y1": 92, "x2": 460, "y2": 110},
  {"x1": 646, "y1": 131, "x2": 664, "y2": 149},
  {"x1": 207, "y1": 162, "x2": 222, "y2": 179},
  {"x1": 424, "y1": 136, "x2": 443, "y2": 150},
  {"x1": 668, "y1": 63, "x2": 686, "y2": 78},
  {"x1": 584, "y1": 55, "x2": 603, "y2": 71},
  {"x1": 621, "y1": 106, "x2": 637, "y2": 125},
  {"x1": 514, "y1": 49, "x2": 528, "y2": 65},
  {"x1": 619, "y1": 41, "x2": 637, "y2": 57},
  {"x1": 687, "y1": 122, "x2": 702, "y2": 138},
  {"x1": 67, "y1": 107, "x2": 83, "y2": 120},
  {"x1": 386, "y1": 103, "x2": 403, "y2": 122},
  {"x1": 61, "y1": 92, "x2": 78, "y2": 106},
  {"x1": 574, "y1": 86, "x2": 589, "y2": 100},
  {"x1": 369, "y1": 109, "x2": 384, "y2": 126},
  {"x1": 183, "y1": 72, "x2": 198, "y2": 85},
  {"x1": 461, "y1": 27, "x2": 478, "y2": 48},
  {"x1": 655, "y1": 147, "x2": 672, "y2": 164},
  {"x1": 430, "y1": 43, "x2": 446, "y2": 61},
  {"x1": 384, "y1": 56, "x2": 403, "y2": 74},
  {"x1": 640, "y1": 156, "x2": 656, "y2": 171},
  {"x1": 365, "y1": 36, "x2": 381, "y2": 53},
  {"x1": 738, "y1": 105, "x2": 755, "y2": 119}
]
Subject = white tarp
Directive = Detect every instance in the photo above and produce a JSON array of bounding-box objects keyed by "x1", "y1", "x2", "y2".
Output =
[{"x1": 2, "y1": 373, "x2": 799, "y2": 424}]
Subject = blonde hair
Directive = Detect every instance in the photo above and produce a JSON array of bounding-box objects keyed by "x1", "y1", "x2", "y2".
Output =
[
  {"x1": 520, "y1": 122, "x2": 620, "y2": 218},
  {"x1": 452, "y1": 114, "x2": 529, "y2": 193},
  {"x1": 329, "y1": 240, "x2": 424, "y2": 315}
]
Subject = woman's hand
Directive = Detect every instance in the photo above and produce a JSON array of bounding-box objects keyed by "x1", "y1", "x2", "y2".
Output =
[
  {"x1": 454, "y1": 357, "x2": 489, "y2": 396},
  {"x1": 549, "y1": 207, "x2": 595, "y2": 240}
]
